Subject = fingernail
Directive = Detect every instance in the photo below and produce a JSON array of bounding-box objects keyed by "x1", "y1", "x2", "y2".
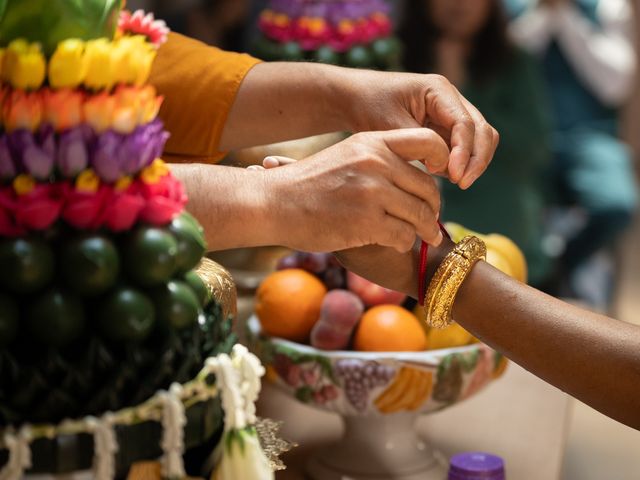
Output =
[
  {"x1": 435, "y1": 230, "x2": 443, "y2": 246},
  {"x1": 263, "y1": 156, "x2": 279, "y2": 168},
  {"x1": 460, "y1": 174, "x2": 476, "y2": 189}
]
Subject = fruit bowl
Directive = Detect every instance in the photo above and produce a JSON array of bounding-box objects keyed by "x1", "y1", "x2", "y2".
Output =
[{"x1": 248, "y1": 316, "x2": 508, "y2": 480}]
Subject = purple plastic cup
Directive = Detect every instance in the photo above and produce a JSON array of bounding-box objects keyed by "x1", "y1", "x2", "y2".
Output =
[{"x1": 448, "y1": 452, "x2": 506, "y2": 480}]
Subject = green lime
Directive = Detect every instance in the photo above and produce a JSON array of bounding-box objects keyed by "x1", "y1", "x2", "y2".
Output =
[
  {"x1": 0, "y1": 237, "x2": 55, "y2": 294},
  {"x1": 26, "y1": 288, "x2": 84, "y2": 348},
  {"x1": 183, "y1": 270, "x2": 210, "y2": 307},
  {"x1": 371, "y1": 37, "x2": 402, "y2": 66},
  {"x1": 169, "y1": 216, "x2": 206, "y2": 275},
  {"x1": 123, "y1": 226, "x2": 178, "y2": 287},
  {"x1": 61, "y1": 234, "x2": 120, "y2": 295},
  {"x1": 313, "y1": 46, "x2": 341, "y2": 65},
  {"x1": 345, "y1": 46, "x2": 374, "y2": 69},
  {"x1": 152, "y1": 280, "x2": 201, "y2": 331},
  {"x1": 281, "y1": 41, "x2": 303, "y2": 61},
  {"x1": 0, "y1": 293, "x2": 19, "y2": 347},
  {"x1": 97, "y1": 286, "x2": 155, "y2": 342}
]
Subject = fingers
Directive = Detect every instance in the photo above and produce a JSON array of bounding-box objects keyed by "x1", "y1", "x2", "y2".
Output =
[
  {"x1": 423, "y1": 76, "x2": 475, "y2": 182},
  {"x1": 379, "y1": 215, "x2": 417, "y2": 253},
  {"x1": 390, "y1": 159, "x2": 441, "y2": 215},
  {"x1": 246, "y1": 155, "x2": 297, "y2": 171},
  {"x1": 263, "y1": 155, "x2": 297, "y2": 168},
  {"x1": 379, "y1": 128, "x2": 449, "y2": 174},
  {"x1": 384, "y1": 186, "x2": 442, "y2": 247},
  {"x1": 456, "y1": 93, "x2": 499, "y2": 189}
]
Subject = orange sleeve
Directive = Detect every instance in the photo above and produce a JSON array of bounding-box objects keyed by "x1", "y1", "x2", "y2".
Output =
[{"x1": 149, "y1": 32, "x2": 261, "y2": 164}]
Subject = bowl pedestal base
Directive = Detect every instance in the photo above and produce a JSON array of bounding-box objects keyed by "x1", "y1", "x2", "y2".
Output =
[{"x1": 306, "y1": 412, "x2": 448, "y2": 480}]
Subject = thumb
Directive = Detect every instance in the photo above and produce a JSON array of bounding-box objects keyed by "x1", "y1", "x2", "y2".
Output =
[{"x1": 263, "y1": 155, "x2": 297, "y2": 169}]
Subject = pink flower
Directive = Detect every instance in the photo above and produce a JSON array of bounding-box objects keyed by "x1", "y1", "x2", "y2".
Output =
[
  {"x1": 118, "y1": 9, "x2": 170, "y2": 46},
  {"x1": 100, "y1": 187, "x2": 144, "y2": 231},
  {"x1": 0, "y1": 188, "x2": 25, "y2": 236},
  {"x1": 138, "y1": 173, "x2": 187, "y2": 225},
  {"x1": 13, "y1": 183, "x2": 63, "y2": 231},
  {"x1": 61, "y1": 183, "x2": 110, "y2": 230}
]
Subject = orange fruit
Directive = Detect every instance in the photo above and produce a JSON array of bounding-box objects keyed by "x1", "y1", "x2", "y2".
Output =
[
  {"x1": 255, "y1": 268, "x2": 327, "y2": 342},
  {"x1": 354, "y1": 305, "x2": 427, "y2": 352}
]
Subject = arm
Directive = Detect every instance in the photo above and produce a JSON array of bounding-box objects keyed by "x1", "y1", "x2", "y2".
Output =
[
  {"x1": 508, "y1": 5, "x2": 556, "y2": 55},
  {"x1": 151, "y1": 34, "x2": 498, "y2": 188},
  {"x1": 173, "y1": 129, "x2": 448, "y2": 252},
  {"x1": 553, "y1": 0, "x2": 636, "y2": 106},
  {"x1": 337, "y1": 241, "x2": 640, "y2": 430}
]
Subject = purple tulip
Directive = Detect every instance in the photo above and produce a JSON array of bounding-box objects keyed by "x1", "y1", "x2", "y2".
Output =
[
  {"x1": 8, "y1": 129, "x2": 54, "y2": 180},
  {"x1": 57, "y1": 127, "x2": 89, "y2": 178},
  {"x1": 0, "y1": 136, "x2": 16, "y2": 180},
  {"x1": 91, "y1": 130, "x2": 123, "y2": 183}
]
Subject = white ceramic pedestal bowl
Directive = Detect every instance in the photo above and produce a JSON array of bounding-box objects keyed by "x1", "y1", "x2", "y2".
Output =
[{"x1": 247, "y1": 316, "x2": 508, "y2": 480}]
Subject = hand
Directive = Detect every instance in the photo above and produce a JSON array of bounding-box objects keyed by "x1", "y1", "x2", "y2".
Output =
[
  {"x1": 339, "y1": 69, "x2": 499, "y2": 189},
  {"x1": 256, "y1": 128, "x2": 448, "y2": 253}
]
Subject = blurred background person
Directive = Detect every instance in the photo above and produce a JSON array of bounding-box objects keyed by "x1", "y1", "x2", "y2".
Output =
[
  {"x1": 505, "y1": 0, "x2": 638, "y2": 309},
  {"x1": 399, "y1": 0, "x2": 553, "y2": 286}
]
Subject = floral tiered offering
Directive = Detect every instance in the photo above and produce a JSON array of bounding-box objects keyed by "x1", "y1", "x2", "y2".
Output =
[
  {"x1": 0, "y1": 15, "x2": 179, "y2": 236},
  {"x1": 255, "y1": 0, "x2": 402, "y2": 70},
  {"x1": 0, "y1": 4, "x2": 274, "y2": 479}
]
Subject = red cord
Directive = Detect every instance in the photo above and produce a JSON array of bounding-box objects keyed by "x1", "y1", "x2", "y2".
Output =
[{"x1": 418, "y1": 222, "x2": 451, "y2": 304}]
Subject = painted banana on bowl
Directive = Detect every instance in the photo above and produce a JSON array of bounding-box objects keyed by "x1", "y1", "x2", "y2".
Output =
[{"x1": 374, "y1": 367, "x2": 434, "y2": 414}]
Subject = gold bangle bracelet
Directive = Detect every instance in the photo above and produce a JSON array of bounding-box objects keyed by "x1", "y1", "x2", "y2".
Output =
[{"x1": 423, "y1": 235, "x2": 486, "y2": 329}]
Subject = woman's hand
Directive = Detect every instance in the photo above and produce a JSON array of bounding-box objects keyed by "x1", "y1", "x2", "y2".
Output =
[
  {"x1": 258, "y1": 128, "x2": 448, "y2": 253},
  {"x1": 339, "y1": 70, "x2": 499, "y2": 189},
  {"x1": 223, "y1": 63, "x2": 498, "y2": 189}
]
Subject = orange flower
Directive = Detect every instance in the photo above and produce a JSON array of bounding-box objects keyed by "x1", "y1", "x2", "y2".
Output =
[
  {"x1": 42, "y1": 88, "x2": 84, "y2": 132},
  {"x1": 112, "y1": 85, "x2": 141, "y2": 133},
  {"x1": 83, "y1": 92, "x2": 116, "y2": 133},
  {"x1": 3, "y1": 89, "x2": 43, "y2": 132}
]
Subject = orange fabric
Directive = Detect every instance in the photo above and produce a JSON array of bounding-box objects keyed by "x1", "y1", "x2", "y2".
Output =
[{"x1": 149, "y1": 32, "x2": 261, "y2": 164}]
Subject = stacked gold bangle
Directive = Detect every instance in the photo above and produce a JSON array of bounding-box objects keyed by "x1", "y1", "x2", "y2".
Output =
[{"x1": 423, "y1": 235, "x2": 486, "y2": 329}]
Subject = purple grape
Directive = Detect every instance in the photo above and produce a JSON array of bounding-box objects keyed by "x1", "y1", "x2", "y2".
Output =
[
  {"x1": 298, "y1": 252, "x2": 329, "y2": 274},
  {"x1": 328, "y1": 255, "x2": 342, "y2": 268},
  {"x1": 276, "y1": 254, "x2": 300, "y2": 270},
  {"x1": 323, "y1": 266, "x2": 346, "y2": 289}
]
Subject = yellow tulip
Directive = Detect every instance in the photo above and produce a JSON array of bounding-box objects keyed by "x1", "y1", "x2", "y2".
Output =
[
  {"x1": 84, "y1": 38, "x2": 114, "y2": 90},
  {"x1": 49, "y1": 39, "x2": 86, "y2": 89},
  {"x1": 2, "y1": 39, "x2": 27, "y2": 83},
  {"x1": 112, "y1": 36, "x2": 155, "y2": 86},
  {"x1": 4, "y1": 40, "x2": 45, "y2": 90}
]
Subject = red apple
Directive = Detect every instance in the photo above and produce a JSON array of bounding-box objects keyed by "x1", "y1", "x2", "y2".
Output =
[{"x1": 346, "y1": 271, "x2": 406, "y2": 306}]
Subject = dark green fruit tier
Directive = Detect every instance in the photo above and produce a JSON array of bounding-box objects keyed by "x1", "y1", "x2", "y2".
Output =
[{"x1": 0, "y1": 211, "x2": 229, "y2": 428}]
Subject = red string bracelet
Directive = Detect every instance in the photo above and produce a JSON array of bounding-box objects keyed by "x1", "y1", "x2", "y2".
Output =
[{"x1": 418, "y1": 222, "x2": 451, "y2": 305}]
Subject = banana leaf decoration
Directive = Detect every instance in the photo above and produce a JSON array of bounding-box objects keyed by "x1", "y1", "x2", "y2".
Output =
[{"x1": 0, "y1": 0, "x2": 123, "y2": 55}]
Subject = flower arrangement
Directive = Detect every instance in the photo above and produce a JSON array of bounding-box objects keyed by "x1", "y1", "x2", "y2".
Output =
[
  {"x1": 254, "y1": 0, "x2": 401, "y2": 70},
  {"x1": 0, "y1": 159, "x2": 185, "y2": 236}
]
